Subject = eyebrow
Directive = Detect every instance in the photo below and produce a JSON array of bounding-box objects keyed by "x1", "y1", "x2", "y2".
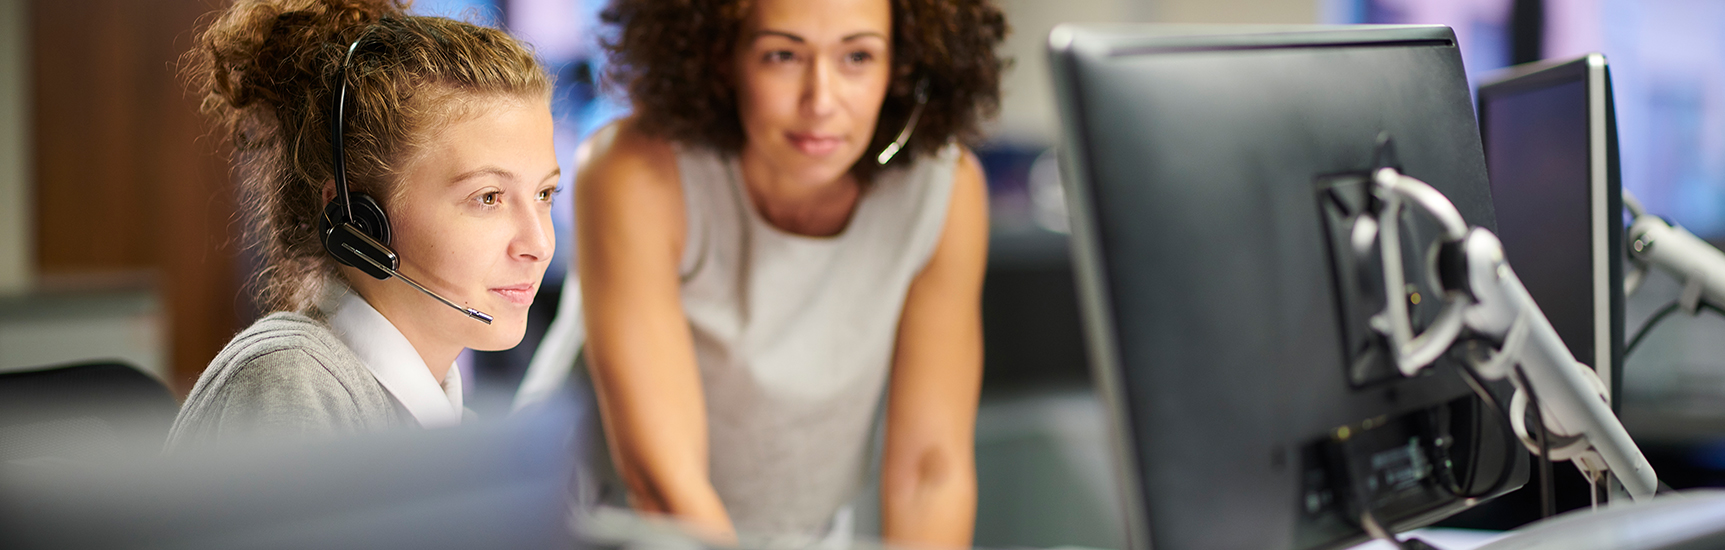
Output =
[
  {"x1": 751, "y1": 29, "x2": 888, "y2": 44},
  {"x1": 450, "y1": 167, "x2": 511, "y2": 185},
  {"x1": 449, "y1": 166, "x2": 562, "y2": 186}
]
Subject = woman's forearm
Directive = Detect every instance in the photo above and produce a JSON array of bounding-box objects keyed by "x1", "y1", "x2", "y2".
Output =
[
  {"x1": 589, "y1": 351, "x2": 737, "y2": 541},
  {"x1": 623, "y1": 459, "x2": 736, "y2": 540},
  {"x1": 597, "y1": 384, "x2": 737, "y2": 540}
]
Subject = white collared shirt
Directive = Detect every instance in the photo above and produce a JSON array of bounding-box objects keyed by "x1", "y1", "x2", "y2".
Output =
[{"x1": 326, "y1": 287, "x2": 464, "y2": 428}]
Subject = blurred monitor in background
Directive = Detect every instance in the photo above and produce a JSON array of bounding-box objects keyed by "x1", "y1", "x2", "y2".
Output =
[
  {"x1": 1544, "y1": 0, "x2": 1725, "y2": 239},
  {"x1": 1345, "y1": 0, "x2": 1725, "y2": 239}
]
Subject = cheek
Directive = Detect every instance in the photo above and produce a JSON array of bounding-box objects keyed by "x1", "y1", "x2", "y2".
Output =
[
  {"x1": 856, "y1": 69, "x2": 892, "y2": 116},
  {"x1": 392, "y1": 208, "x2": 490, "y2": 279},
  {"x1": 738, "y1": 74, "x2": 797, "y2": 128},
  {"x1": 443, "y1": 222, "x2": 513, "y2": 272},
  {"x1": 849, "y1": 85, "x2": 887, "y2": 131}
]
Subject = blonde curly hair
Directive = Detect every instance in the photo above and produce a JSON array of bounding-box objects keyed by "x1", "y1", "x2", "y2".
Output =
[{"x1": 186, "y1": 0, "x2": 550, "y2": 313}]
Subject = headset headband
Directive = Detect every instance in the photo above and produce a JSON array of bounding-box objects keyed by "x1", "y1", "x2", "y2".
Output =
[{"x1": 330, "y1": 29, "x2": 374, "y2": 222}]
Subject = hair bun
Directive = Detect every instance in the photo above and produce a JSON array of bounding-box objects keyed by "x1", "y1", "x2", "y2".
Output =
[{"x1": 188, "y1": 0, "x2": 405, "y2": 124}]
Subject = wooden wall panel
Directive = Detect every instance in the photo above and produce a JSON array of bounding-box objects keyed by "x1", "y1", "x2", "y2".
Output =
[{"x1": 32, "y1": 0, "x2": 243, "y2": 395}]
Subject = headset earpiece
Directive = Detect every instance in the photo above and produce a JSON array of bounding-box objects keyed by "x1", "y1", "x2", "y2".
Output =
[
  {"x1": 319, "y1": 192, "x2": 396, "y2": 280},
  {"x1": 320, "y1": 192, "x2": 391, "y2": 245}
]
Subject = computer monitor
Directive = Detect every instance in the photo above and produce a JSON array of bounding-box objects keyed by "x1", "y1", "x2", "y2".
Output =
[
  {"x1": 1048, "y1": 25, "x2": 1527, "y2": 550},
  {"x1": 0, "y1": 408, "x2": 579, "y2": 549},
  {"x1": 1476, "y1": 54, "x2": 1624, "y2": 409}
]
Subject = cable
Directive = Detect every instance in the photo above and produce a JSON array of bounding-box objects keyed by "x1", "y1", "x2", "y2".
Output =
[
  {"x1": 1537, "y1": 405, "x2": 1553, "y2": 518},
  {"x1": 1515, "y1": 366, "x2": 1555, "y2": 519},
  {"x1": 1625, "y1": 301, "x2": 1682, "y2": 359},
  {"x1": 1460, "y1": 393, "x2": 1483, "y2": 493},
  {"x1": 1447, "y1": 361, "x2": 1522, "y2": 499},
  {"x1": 1625, "y1": 300, "x2": 1725, "y2": 360}
]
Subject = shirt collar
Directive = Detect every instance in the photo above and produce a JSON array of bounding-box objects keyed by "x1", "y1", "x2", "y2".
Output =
[{"x1": 325, "y1": 284, "x2": 464, "y2": 428}]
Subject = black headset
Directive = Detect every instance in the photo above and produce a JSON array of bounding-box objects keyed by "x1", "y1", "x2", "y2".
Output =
[{"x1": 318, "y1": 32, "x2": 493, "y2": 324}]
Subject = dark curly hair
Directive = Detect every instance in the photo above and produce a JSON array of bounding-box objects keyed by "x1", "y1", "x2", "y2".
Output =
[
  {"x1": 600, "y1": 0, "x2": 1008, "y2": 180},
  {"x1": 185, "y1": 0, "x2": 551, "y2": 314}
]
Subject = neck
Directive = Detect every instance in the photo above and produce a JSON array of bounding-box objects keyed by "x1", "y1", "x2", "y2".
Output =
[
  {"x1": 393, "y1": 321, "x2": 460, "y2": 384},
  {"x1": 738, "y1": 147, "x2": 861, "y2": 237},
  {"x1": 348, "y1": 278, "x2": 461, "y2": 384}
]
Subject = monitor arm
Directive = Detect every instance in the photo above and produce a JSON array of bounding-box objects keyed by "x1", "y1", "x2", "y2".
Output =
[
  {"x1": 1365, "y1": 167, "x2": 1660, "y2": 502},
  {"x1": 1622, "y1": 190, "x2": 1725, "y2": 313}
]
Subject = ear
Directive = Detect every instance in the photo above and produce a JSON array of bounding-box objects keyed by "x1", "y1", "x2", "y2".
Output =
[{"x1": 321, "y1": 180, "x2": 337, "y2": 203}]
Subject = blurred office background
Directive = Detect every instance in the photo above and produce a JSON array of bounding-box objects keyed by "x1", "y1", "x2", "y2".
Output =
[{"x1": 2, "y1": 0, "x2": 1724, "y2": 547}]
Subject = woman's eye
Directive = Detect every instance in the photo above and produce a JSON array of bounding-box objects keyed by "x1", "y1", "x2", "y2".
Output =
[
  {"x1": 763, "y1": 50, "x2": 796, "y2": 63},
  {"x1": 537, "y1": 188, "x2": 554, "y2": 202},
  {"x1": 846, "y1": 51, "x2": 873, "y2": 64},
  {"x1": 479, "y1": 192, "x2": 499, "y2": 206}
]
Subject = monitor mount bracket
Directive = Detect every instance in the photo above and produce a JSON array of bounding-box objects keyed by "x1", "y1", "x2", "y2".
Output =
[{"x1": 1341, "y1": 146, "x2": 1659, "y2": 504}]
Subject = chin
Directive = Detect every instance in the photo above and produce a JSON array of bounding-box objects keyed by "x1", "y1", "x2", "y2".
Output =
[
  {"x1": 796, "y1": 155, "x2": 862, "y2": 184},
  {"x1": 771, "y1": 143, "x2": 864, "y2": 182},
  {"x1": 466, "y1": 315, "x2": 528, "y2": 352}
]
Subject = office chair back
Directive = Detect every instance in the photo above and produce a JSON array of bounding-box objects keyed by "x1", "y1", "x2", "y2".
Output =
[{"x1": 0, "y1": 361, "x2": 178, "y2": 462}]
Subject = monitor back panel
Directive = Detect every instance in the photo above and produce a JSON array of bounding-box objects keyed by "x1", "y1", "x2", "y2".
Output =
[{"x1": 1050, "y1": 25, "x2": 1511, "y2": 550}]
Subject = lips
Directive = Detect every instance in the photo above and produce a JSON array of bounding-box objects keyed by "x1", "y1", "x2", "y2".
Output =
[
  {"x1": 786, "y1": 132, "x2": 844, "y2": 156},
  {"x1": 489, "y1": 283, "x2": 537, "y2": 306}
]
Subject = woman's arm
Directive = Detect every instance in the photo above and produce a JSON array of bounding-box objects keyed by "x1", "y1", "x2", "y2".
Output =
[
  {"x1": 880, "y1": 149, "x2": 990, "y2": 548},
  {"x1": 575, "y1": 119, "x2": 735, "y2": 540}
]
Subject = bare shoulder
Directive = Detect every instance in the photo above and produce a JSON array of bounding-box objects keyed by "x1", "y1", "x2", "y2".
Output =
[
  {"x1": 917, "y1": 144, "x2": 989, "y2": 282},
  {"x1": 952, "y1": 146, "x2": 993, "y2": 211},
  {"x1": 578, "y1": 116, "x2": 682, "y2": 197},
  {"x1": 945, "y1": 145, "x2": 989, "y2": 251},
  {"x1": 575, "y1": 116, "x2": 688, "y2": 269},
  {"x1": 952, "y1": 145, "x2": 985, "y2": 193}
]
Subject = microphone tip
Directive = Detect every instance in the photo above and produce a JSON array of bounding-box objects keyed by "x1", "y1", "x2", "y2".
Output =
[{"x1": 877, "y1": 144, "x2": 900, "y2": 165}]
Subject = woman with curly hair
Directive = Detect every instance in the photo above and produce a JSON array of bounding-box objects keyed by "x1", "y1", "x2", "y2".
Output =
[
  {"x1": 518, "y1": 0, "x2": 1008, "y2": 545},
  {"x1": 167, "y1": 0, "x2": 558, "y2": 448}
]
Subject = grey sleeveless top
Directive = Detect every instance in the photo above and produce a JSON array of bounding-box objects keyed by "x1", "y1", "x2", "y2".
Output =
[
  {"x1": 518, "y1": 142, "x2": 960, "y2": 538},
  {"x1": 671, "y1": 144, "x2": 959, "y2": 536}
]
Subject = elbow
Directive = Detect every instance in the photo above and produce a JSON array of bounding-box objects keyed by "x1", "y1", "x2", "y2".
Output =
[
  {"x1": 881, "y1": 443, "x2": 978, "y2": 547},
  {"x1": 885, "y1": 444, "x2": 973, "y2": 501}
]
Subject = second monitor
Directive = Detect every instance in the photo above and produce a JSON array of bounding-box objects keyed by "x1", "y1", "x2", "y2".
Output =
[{"x1": 1477, "y1": 54, "x2": 1625, "y2": 409}]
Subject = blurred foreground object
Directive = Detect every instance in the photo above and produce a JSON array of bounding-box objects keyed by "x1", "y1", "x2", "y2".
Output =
[
  {"x1": 0, "y1": 403, "x2": 579, "y2": 550},
  {"x1": 1474, "y1": 489, "x2": 1725, "y2": 550}
]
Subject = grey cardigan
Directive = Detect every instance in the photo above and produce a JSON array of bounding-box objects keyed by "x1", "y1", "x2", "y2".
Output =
[{"x1": 166, "y1": 312, "x2": 412, "y2": 451}]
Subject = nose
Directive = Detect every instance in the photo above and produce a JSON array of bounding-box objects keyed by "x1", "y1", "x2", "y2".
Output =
[
  {"x1": 801, "y1": 56, "x2": 837, "y2": 119},
  {"x1": 509, "y1": 201, "x2": 554, "y2": 263}
]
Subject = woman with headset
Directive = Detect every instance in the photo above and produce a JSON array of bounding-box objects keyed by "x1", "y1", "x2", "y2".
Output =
[
  {"x1": 167, "y1": 0, "x2": 559, "y2": 448},
  {"x1": 519, "y1": 0, "x2": 1008, "y2": 546}
]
